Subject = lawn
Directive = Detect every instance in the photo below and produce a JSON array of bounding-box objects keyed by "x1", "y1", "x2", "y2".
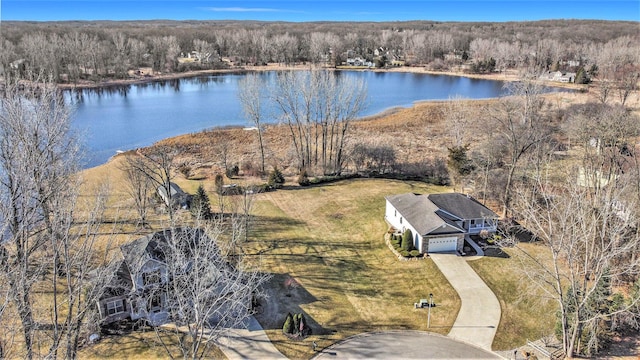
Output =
[
  {"x1": 468, "y1": 244, "x2": 558, "y2": 351},
  {"x1": 244, "y1": 178, "x2": 461, "y2": 359},
  {"x1": 79, "y1": 158, "x2": 557, "y2": 358}
]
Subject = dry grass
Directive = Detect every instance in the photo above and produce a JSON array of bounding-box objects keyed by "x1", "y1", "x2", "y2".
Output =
[
  {"x1": 245, "y1": 179, "x2": 460, "y2": 359},
  {"x1": 468, "y1": 243, "x2": 558, "y2": 351}
]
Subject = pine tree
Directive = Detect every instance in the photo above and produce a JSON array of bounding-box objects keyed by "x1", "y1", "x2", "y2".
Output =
[
  {"x1": 190, "y1": 184, "x2": 212, "y2": 219},
  {"x1": 268, "y1": 167, "x2": 285, "y2": 189}
]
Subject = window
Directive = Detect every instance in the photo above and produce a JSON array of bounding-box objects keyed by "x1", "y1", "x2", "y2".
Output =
[
  {"x1": 148, "y1": 294, "x2": 163, "y2": 312},
  {"x1": 400, "y1": 217, "x2": 403, "y2": 224},
  {"x1": 106, "y1": 299, "x2": 125, "y2": 315},
  {"x1": 143, "y1": 270, "x2": 162, "y2": 286}
]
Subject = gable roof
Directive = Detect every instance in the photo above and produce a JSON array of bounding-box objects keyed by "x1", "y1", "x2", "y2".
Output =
[
  {"x1": 428, "y1": 193, "x2": 498, "y2": 220},
  {"x1": 385, "y1": 193, "x2": 464, "y2": 236}
]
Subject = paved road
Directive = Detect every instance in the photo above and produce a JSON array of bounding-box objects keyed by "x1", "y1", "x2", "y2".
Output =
[
  {"x1": 312, "y1": 331, "x2": 501, "y2": 359},
  {"x1": 430, "y1": 253, "x2": 501, "y2": 351},
  {"x1": 215, "y1": 316, "x2": 288, "y2": 360}
]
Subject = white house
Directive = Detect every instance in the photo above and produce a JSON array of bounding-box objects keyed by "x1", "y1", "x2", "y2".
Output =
[
  {"x1": 157, "y1": 182, "x2": 191, "y2": 209},
  {"x1": 385, "y1": 193, "x2": 498, "y2": 254}
]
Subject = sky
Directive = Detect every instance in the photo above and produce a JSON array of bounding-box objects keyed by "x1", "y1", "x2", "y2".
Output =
[{"x1": 1, "y1": 0, "x2": 639, "y2": 22}]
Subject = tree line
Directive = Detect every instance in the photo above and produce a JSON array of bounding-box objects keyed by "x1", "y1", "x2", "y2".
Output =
[{"x1": 1, "y1": 20, "x2": 638, "y2": 83}]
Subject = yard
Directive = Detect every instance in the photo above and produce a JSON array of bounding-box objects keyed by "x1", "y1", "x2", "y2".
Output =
[
  {"x1": 77, "y1": 158, "x2": 559, "y2": 359},
  {"x1": 244, "y1": 179, "x2": 460, "y2": 359}
]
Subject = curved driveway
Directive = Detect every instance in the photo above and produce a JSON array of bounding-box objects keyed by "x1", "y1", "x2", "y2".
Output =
[
  {"x1": 430, "y1": 253, "x2": 501, "y2": 351},
  {"x1": 312, "y1": 331, "x2": 500, "y2": 359}
]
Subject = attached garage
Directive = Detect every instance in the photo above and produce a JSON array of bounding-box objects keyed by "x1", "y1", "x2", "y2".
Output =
[{"x1": 427, "y1": 236, "x2": 459, "y2": 253}]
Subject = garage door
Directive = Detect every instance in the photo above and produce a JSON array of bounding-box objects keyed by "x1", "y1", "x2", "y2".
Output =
[{"x1": 428, "y1": 237, "x2": 458, "y2": 253}]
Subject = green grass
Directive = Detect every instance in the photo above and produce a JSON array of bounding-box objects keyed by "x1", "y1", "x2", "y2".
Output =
[
  {"x1": 468, "y1": 244, "x2": 558, "y2": 351},
  {"x1": 245, "y1": 179, "x2": 461, "y2": 359}
]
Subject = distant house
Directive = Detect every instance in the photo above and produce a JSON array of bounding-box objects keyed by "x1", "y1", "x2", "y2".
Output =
[
  {"x1": 97, "y1": 228, "x2": 209, "y2": 327},
  {"x1": 157, "y1": 182, "x2": 191, "y2": 209},
  {"x1": 345, "y1": 57, "x2": 374, "y2": 67},
  {"x1": 385, "y1": 193, "x2": 498, "y2": 254},
  {"x1": 541, "y1": 71, "x2": 576, "y2": 83}
]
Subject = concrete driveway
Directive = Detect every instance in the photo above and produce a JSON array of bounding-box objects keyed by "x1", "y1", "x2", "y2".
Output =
[
  {"x1": 215, "y1": 316, "x2": 287, "y2": 360},
  {"x1": 312, "y1": 331, "x2": 501, "y2": 359},
  {"x1": 430, "y1": 253, "x2": 501, "y2": 351}
]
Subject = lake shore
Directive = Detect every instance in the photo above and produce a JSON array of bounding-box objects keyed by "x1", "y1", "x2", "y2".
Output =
[{"x1": 56, "y1": 62, "x2": 586, "y2": 92}]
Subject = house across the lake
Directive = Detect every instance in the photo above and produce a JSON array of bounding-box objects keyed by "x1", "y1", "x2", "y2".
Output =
[{"x1": 384, "y1": 193, "x2": 498, "y2": 254}]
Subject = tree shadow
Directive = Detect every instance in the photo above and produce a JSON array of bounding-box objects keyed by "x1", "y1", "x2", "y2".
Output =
[
  {"x1": 483, "y1": 246, "x2": 510, "y2": 258},
  {"x1": 255, "y1": 272, "x2": 332, "y2": 336}
]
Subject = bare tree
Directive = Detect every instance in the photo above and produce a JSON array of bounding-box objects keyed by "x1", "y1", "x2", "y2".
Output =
[
  {"x1": 126, "y1": 146, "x2": 177, "y2": 222},
  {"x1": 152, "y1": 225, "x2": 270, "y2": 360},
  {"x1": 482, "y1": 77, "x2": 551, "y2": 217},
  {"x1": 121, "y1": 157, "x2": 154, "y2": 227},
  {"x1": 238, "y1": 73, "x2": 268, "y2": 174},
  {"x1": 271, "y1": 70, "x2": 366, "y2": 174},
  {"x1": 443, "y1": 96, "x2": 472, "y2": 147},
  {"x1": 509, "y1": 166, "x2": 640, "y2": 358},
  {"x1": 0, "y1": 82, "x2": 113, "y2": 359}
]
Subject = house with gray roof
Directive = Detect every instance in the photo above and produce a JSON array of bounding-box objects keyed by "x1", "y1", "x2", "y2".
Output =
[
  {"x1": 97, "y1": 228, "x2": 208, "y2": 327},
  {"x1": 384, "y1": 193, "x2": 498, "y2": 254}
]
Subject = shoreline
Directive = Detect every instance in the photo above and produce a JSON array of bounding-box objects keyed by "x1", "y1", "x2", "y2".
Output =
[{"x1": 56, "y1": 63, "x2": 583, "y2": 91}]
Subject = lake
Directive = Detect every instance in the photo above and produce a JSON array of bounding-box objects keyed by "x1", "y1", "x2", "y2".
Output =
[{"x1": 68, "y1": 71, "x2": 516, "y2": 168}]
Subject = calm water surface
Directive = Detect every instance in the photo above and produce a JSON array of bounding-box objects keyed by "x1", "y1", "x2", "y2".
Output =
[{"x1": 69, "y1": 71, "x2": 512, "y2": 168}]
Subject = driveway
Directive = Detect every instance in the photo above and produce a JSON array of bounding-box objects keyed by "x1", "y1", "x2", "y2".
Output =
[
  {"x1": 430, "y1": 253, "x2": 501, "y2": 351},
  {"x1": 312, "y1": 331, "x2": 501, "y2": 359},
  {"x1": 215, "y1": 316, "x2": 287, "y2": 360}
]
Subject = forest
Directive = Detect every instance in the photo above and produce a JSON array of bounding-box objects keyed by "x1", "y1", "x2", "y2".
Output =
[{"x1": 1, "y1": 19, "x2": 638, "y2": 84}]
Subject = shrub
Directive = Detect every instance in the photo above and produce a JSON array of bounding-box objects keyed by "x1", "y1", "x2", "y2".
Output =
[
  {"x1": 225, "y1": 164, "x2": 240, "y2": 178},
  {"x1": 293, "y1": 313, "x2": 301, "y2": 332},
  {"x1": 282, "y1": 313, "x2": 294, "y2": 334},
  {"x1": 400, "y1": 250, "x2": 410, "y2": 257},
  {"x1": 298, "y1": 169, "x2": 310, "y2": 186},
  {"x1": 401, "y1": 229, "x2": 413, "y2": 251},
  {"x1": 268, "y1": 167, "x2": 285, "y2": 188},
  {"x1": 410, "y1": 249, "x2": 421, "y2": 257}
]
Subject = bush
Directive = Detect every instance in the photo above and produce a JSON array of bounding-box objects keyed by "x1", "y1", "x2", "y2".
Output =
[
  {"x1": 401, "y1": 229, "x2": 413, "y2": 251},
  {"x1": 225, "y1": 164, "x2": 239, "y2": 178},
  {"x1": 297, "y1": 169, "x2": 310, "y2": 186},
  {"x1": 284, "y1": 312, "x2": 311, "y2": 338},
  {"x1": 282, "y1": 313, "x2": 293, "y2": 334},
  {"x1": 410, "y1": 249, "x2": 421, "y2": 257},
  {"x1": 268, "y1": 167, "x2": 285, "y2": 188},
  {"x1": 400, "y1": 250, "x2": 410, "y2": 257}
]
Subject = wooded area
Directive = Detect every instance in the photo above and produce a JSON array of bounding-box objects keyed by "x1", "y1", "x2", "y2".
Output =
[{"x1": 1, "y1": 20, "x2": 638, "y2": 84}]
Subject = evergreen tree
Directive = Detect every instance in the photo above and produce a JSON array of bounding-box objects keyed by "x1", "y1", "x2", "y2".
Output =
[
  {"x1": 190, "y1": 184, "x2": 212, "y2": 219},
  {"x1": 401, "y1": 229, "x2": 413, "y2": 252},
  {"x1": 447, "y1": 145, "x2": 474, "y2": 188},
  {"x1": 268, "y1": 167, "x2": 285, "y2": 189},
  {"x1": 282, "y1": 313, "x2": 293, "y2": 334},
  {"x1": 575, "y1": 67, "x2": 589, "y2": 84}
]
